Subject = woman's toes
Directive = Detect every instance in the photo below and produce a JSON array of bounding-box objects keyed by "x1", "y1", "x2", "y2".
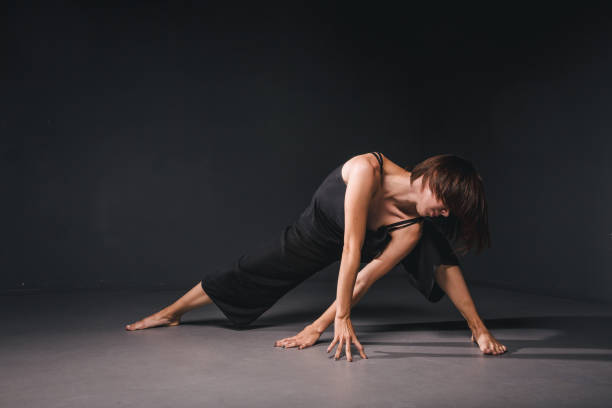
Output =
[{"x1": 125, "y1": 319, "x2": 148, "y2": 330}]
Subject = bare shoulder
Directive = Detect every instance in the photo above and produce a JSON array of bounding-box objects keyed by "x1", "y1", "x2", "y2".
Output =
[{"x1": 340, "y1": 152, "x2": 384, "y2": 185}]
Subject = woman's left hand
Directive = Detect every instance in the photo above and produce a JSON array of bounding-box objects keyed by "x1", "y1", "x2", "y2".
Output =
[{"x1": 327, "y1": 316, "x2": 367, "y2": 361}]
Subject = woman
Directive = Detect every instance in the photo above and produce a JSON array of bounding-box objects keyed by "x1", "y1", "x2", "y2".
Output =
[{"x1": 125, "y1": 152, "x2": 507, "y2": 361}]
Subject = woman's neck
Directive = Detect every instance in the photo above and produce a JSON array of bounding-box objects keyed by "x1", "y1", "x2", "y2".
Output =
[{"x1": 382, "y1": 169, "x2": 422, "y2": 218}]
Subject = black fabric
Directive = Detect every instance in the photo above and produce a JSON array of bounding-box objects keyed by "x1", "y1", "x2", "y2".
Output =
[{"x1": 201, "y1": 152, "x2": 461, "y2": 328}]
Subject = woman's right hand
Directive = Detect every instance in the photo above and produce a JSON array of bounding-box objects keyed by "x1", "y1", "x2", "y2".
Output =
[{"x1": 273, "y1": 324, "x2": 322, "y2": 350}]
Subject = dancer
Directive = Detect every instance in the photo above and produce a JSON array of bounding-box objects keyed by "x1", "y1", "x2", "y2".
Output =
[{"x1": 125, "y1": 152, "x2": 507, "y2": 361}]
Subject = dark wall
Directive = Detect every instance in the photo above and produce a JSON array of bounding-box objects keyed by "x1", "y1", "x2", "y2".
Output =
[
  {"x1": 5, "y1": 2, "x2": 611, "y2": 301},
  {"x1": 415, "y1": 6, "x2": 612, "y2": 302}
]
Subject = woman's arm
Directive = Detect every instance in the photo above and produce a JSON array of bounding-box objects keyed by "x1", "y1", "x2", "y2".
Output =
[
  {"x1": 335, "y1": 160, "x2": 377, "y2": 318},
  {"x1": 274, "y1": 226, "x2": 423, "y2": 350},
  {"x1": 335, "y1": 249, "x2": 363, "y2": 318},
  {"x1": 434, "y1": 264, "x2": 507, "y2": 355},
  {"x1": 327, "y1": 158, "x2": 381, "y2": 361},
  {"x1": 312, "y1": 268, "x2": 376, "y2": 334},
  {"x1": 312, "y1": 281, "x2": 367, "y2": 334},
  {"x1": 317, "y1": 224, "x2": 424, "y2": 332}
]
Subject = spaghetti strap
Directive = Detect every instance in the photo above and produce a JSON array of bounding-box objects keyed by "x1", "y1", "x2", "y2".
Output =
[
  {"x1": 370, "y1": 151, "x2": 383, "y2": 171},
  {"x1": 370, "y1": 151, "x2": 422, "y2": 231},
  {"x1": 370, "y1": 152, "x2": 383, "y2": 184},
  {"x1": 384, "y1": 217, "x2": 423, "y2": 231}
]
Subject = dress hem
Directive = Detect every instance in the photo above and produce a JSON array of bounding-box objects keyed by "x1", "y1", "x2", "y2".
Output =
[{"x1": 200, "y1": 280, "x2": 255, "y2": 330}]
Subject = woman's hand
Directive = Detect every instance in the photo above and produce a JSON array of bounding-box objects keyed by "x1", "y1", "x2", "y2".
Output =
[
  {"x1": 471, "y1": 328, "x2": 507, "y2": 355},
  {"x1": 274, "y1": 324, "x2": 322, "y2": 350},
  {"x1": 327, "y1": 316, "x2": 367, "y2": 361}
]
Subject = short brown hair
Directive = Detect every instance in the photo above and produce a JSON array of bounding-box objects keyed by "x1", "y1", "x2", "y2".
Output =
[{"x1": 409, "y1": 154, "x2": 491, "y2": 256}]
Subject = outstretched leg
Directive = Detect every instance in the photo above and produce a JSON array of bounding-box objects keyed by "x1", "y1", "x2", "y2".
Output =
[{"x1": 125, "y1": 281, "x2": 212, "y2": 330}]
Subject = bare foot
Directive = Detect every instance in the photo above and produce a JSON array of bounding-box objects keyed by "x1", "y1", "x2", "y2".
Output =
[
  {"x1": 470, "y1": 329, "x2": 507, "y2": 355},
  {"x1": 125, "y1": 309, "x2": 181, "y2": 331}
]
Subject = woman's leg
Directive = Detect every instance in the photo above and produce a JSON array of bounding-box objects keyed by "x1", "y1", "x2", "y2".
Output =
[{"x1": 125, "y1": 281, "x2": 212, "y2": 330}]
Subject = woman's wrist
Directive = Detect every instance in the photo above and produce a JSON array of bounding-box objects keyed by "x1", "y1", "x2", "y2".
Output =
[{"x1": 309, "y1": 322, "x2": 326, "y2": 334}]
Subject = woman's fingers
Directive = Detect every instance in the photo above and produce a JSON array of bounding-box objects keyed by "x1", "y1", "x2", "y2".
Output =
[
  {"x1": 298, "y1": 339, "x2": 313, "y2": 350},
  {"x1": 341, "y1": 337, "x2": 367, "y2": 361},
  {"x1": 346, "y1": 338, "x2": 352, "y2": 362},
  {"x1": 275, "y1": 337, "x2": 308, "y2": 349},
  {"x1": 334, "y1": 337, "x2": 344, "y2": 360},
  {"x1": 274, "y1": 339, "x2": 285, "y2": 347},
  {"x1": 274, "y1": 336, "x2": 295, "y2": 347},
  {"x1": 285, "y1": 338, "x2": 301, "y2": 348},
  {"x1": 353, "y1": 338, "x2": 367, "y2": 359},
  {"x1": 278, "y1": 333, "x2": 368, "y2": 360},
  {"x1": 327, "y1": 337, "x2": 339, "y2": 353},
  {"x1": 329, "y1": 338, "x2": 368, "y2": 361}
]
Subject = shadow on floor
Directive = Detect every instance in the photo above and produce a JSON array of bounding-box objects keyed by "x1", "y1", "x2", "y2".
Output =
[{"x1": 185, "y1": 313, "x2": 612, "y2": 361}]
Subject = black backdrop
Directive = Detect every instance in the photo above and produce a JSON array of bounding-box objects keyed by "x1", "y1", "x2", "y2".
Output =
[{"x1": 5, "y1": 2, "x2": 611, "y2": 302}]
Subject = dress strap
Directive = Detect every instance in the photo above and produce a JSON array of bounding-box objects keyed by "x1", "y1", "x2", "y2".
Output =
[
  {"x1": 370, "y1": 151, "x2": 383, "y2": 171},
  {"x1": 370, "y1": 152, "x2": 383, "y2": 184},
  {"x1": 385, "y1": 217, "x2": 423, "y2": 232},
  {"x1": 370, "y1": 151, "x2": 422, "y2": 231}
]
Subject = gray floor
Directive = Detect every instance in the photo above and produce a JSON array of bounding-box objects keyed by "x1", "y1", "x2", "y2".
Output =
[{"x1": 2, "y1": 275, "x2": 612, "y2": 408}]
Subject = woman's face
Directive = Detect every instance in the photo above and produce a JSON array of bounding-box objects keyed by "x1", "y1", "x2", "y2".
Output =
[{"x1": 418, "y1": 184, "x2": 450, "y2": 218}]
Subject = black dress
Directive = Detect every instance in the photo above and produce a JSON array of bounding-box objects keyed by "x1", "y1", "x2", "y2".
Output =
[{"x1": 201, "y1": 152, "x2": 462, "y2": 328}]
